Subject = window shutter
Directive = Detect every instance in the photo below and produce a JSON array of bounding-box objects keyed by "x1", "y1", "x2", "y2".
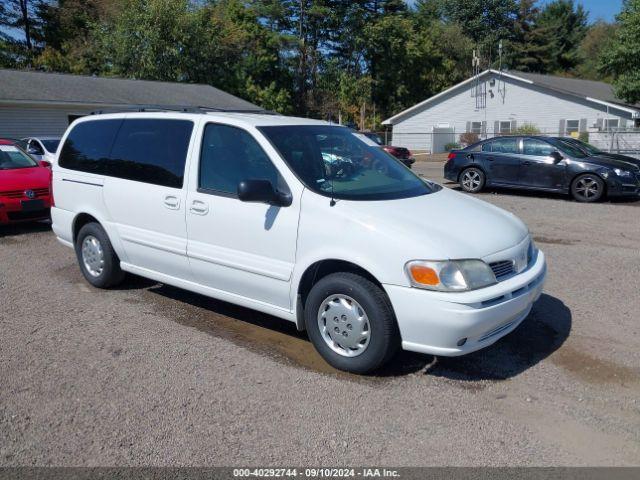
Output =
[
  {"x1": 579, "y1": 118, "x2": 587, "y2": 132},
  {"x1": 481, "y1": 121, "x2": 487, "y2": 135},
  {"x1": 510, "y1": 120, "x2": 517, "y2": 132},
  {"x1": 559, "y1": 119, "x2": 566, "y2": 136},
  {"x1": 466, "y1": 121, "x2": 471, "y2": 133},
  {"x1": 596, "y1": 118, "x2": 604, "y2": 131},
  {"x1": 494, "y1": 121, "x2": 499, "y2": 136}
]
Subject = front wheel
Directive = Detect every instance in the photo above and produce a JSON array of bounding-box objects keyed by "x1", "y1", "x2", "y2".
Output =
[
  {"x1": 459, "y1": 167, "x2": 485, "y2": 193},
  {"x1": 571, "y1": 174, "x2": 604, "y2": 202},
  {"x1": 304, "y1": 272, "x2": 399, "y2": 374}
]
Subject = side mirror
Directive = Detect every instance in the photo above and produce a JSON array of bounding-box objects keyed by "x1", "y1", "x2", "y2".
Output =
[
  {"x1": 237, "y1": 179, "x2": 292, "y2": 207},
  {"x1": 550, "y1": 151, "x2": 563, "y2": 163},
  {"x1": 39, "y1": 160, "x2": 51, "y2": 168}
]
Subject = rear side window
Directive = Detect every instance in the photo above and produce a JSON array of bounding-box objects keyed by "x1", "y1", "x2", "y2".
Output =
[
  {"x1": 522, "y1": 139, "x2": 555, "y2": 156},
  {"x1": 482, "y1": 137, "x2": 519, "y2": 154},
  {"x1": 59, "y1": 119, "x2": 122, "y2": 174},
  {"x1": 109, "y1": 119, "x2": 193, "y2": 188},
  {"x1": 59, "y1": 118, "x2": 193, "y2": 188}
]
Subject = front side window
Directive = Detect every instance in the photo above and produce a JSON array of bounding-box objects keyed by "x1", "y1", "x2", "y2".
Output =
[
  {"x1": 199, "y1": 123, "x2": 280, "y2": 195},
  {"x1": 0, "y1": 145, "x2": 38, "y2": 170},
  {"x1": 259, "y1": 125, "x2": 436, "y2": 201},
  {"x1": 482, "y1": 137, "x2": 519, "y2": 154},
  {"x1": 523, "y1": 138, "x2": 555, "y2": 156}
]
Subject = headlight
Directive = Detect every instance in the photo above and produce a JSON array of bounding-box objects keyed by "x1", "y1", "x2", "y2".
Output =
[
  {"x1": 405, "y1": 259, "x2": 497, "y2": 292},
  {"x1": 527, "y1": 238, "x2": 537, "y2": 265},
  {"x1": 613, "y1": 168, "x2": 632, "y2": 178}
]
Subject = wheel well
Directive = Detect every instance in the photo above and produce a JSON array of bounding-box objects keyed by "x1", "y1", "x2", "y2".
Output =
[
  {"x1": 72, "y1": 213, "x2": 99, "y2": 243},
  {"x1": 570, "y1": 172, "x2": 607, "y2": 194},
  {"x1": 295, "y1": 260, "x2": 383, "y2": 330},
  {"x1": 458, "y1": 164, "x2": 485, "y2": 182}
]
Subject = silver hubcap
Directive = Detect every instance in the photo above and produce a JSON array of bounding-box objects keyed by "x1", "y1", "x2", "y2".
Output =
[
  {"x1": 81, "y1": 235, "x2": 104, "y2": 277},
  {"x1": 575, "y1": 176, "x2": 600, "y2": 199},
  {"x1": 462, "y1": 170, "x2": 481, "y2": 191},
  {"x1": 317, "y1": 295, "x2": 371, "y2": 357}
]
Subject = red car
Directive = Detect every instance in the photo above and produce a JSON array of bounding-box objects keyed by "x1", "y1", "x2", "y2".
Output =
[{"x1": 0, "y1": 139, "x2": 52, "y2": 225}]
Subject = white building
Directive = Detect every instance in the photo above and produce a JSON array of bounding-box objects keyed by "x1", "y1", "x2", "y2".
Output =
[
  {"x1": 382, "y1": 69, "x2": 640, "y2": 154},
  {"x1": 0, "y1": 69, "x2": 262, "y2": 139}
]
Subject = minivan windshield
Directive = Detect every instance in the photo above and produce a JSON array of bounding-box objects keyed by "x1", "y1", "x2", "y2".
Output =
[
  {"x1": 0, "y1": 145, "x2": 38, "y2": 170},
  {"x1": 259, "y1": 125, "x2": 435, "y2": 200}
]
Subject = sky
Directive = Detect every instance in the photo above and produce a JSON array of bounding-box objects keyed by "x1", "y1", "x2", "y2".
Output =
[{"x1": 538, "y1": 0, "x2": 623, "y2": 22}]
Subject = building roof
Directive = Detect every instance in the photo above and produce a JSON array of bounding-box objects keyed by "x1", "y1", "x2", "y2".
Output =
[
  {"x1": 382, "y1": 69, "x2": 640, "y2": 125},
  {"x1": 0, "y1": 69, "x2": 263, "y2": 111}
]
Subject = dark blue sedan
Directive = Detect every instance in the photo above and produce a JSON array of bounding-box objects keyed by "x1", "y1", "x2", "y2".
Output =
[{"x1": 444, "y1": 136, "x2": 640, "y2": 202}]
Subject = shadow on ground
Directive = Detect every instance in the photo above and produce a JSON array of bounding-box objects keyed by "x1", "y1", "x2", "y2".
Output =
[
  {"x1": 445, "y1": 182, "x2": 640, "y2": 205},
  {"x1": 133, "y1": 277, "x2": 570, "y2": 381},
  {"x1": 0, "y1": 220, "x2": 51, "y2": 238}
]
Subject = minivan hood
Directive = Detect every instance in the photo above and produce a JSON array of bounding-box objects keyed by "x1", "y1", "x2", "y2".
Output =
[{"x1": 334, "y1": 187, "x2": 528, "y2": 260}]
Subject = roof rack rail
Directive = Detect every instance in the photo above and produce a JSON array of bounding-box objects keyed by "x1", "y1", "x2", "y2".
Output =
[{"x1": 90, "y1": 105, "x2": 276, "y2": 115}]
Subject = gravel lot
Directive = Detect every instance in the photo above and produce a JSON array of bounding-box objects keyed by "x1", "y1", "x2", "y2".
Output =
[{"x1": 1, "y1": 161, "x2": 639, "y2": 466}]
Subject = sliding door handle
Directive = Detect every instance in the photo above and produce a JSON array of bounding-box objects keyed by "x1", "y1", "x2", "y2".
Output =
[{"x1": 189, "y1": 200, "x2": 209, "y2": 215}]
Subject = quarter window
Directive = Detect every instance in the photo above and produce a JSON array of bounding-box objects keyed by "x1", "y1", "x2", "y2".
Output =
[
  {"x1": 59, "y1": 119, "x2": 122, "y2": 174},
  {"x1": 199, "y1": 124, "x2": 280, "y2": 195},
  {"x1": 482, "y1": 137, "x2": 519, "y2": 154},
  {"x1": 523, "y1": 138, "x2": 555, "y2": 156}
]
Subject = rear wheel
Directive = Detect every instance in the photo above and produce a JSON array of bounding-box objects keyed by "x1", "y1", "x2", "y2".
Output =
[
  {"x1": 459, "y1": 167, "x2": 485, "y2": 193},
  {"x1": 571, "y1": 173, "x2": 604, "y2": 202},
  {"x1": 304, "y1": 272, "x2": 399, "y2": 374},
  {"x1": 75, "y1": 222, "x2": 125, "y2": 288}
]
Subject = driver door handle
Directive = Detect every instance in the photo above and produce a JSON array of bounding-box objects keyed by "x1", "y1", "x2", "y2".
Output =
[
  {"x1": 487, "y1": 156, "x2": 494, "y2": 161},
  {"x1": 522, "y1": 161, "x2": 531, "y2": 166},
  {"x1": 163, "y1": 195, "x2": 180, "y2": 210},
  {"x1": 190, "y1": 199, "x2": 209, "y2": 215}
]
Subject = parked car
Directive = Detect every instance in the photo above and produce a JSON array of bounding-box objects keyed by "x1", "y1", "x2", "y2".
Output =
[
  {"x1": 0, "y1": 139, "x2": 53, "y2": 225},
  {"x1": 21, "y1": 136, "x2": 61, "y2": 164},
  {"x1": 445, "y1": 136, "x2": 640, "y2": 202},
  {"x1": 52, "y1": 112, "x2": 546, "y2": 374},
  {"x1": 360, "y1": 132, "x2": 416, "y2": 168},
  {"x1": 556, "y1": 137, "x2": 640, "y2": 165}
]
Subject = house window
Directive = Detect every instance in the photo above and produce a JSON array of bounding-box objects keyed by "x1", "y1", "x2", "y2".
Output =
[
  {"x1": 499, "y1": 121, "x2": 512, "y2": 134},
  {"x1": 604, "y1": 118, "x2": 619, "y2": 130},
  {"x1": 470, "y1": 121, "x2": 482, "y2": 134},
  {"x1": 566, "y1": 120, "x2": 579, "y2": 134}
]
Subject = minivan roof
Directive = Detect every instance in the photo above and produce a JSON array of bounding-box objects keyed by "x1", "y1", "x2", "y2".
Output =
[{"x1": 74, "y1": 111, "x2": 335, "y2": 129}]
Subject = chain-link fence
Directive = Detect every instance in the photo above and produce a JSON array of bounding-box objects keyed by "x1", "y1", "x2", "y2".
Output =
[{"x1": 371, "y1": 129, "x2": 640, "y2": 161}]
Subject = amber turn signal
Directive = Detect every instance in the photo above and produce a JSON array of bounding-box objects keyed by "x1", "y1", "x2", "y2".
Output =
[{"x1": 408, "y1": 265, "x2": 440, "y2": 286}]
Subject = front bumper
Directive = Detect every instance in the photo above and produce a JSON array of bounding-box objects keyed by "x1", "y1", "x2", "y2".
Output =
[
  {"x1": 384, "y1": 250, "x2": 546, "y2": 356},
  {"x1": 605, "y1": 177, "x2": 640, "y2": 197},
  {"x1": 0, "y1": 197, "x2": 51, "y2": 224}
]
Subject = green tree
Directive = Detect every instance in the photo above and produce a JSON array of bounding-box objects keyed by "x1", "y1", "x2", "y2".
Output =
[
  {"x1": 537, "y1": 0, "x2": 588, "y2": 72},
  {"x1": 600, "y1": 0, "x2": 640, "y2": 103},
  {"x1": 576, "y1": 21, "x2": 617, "y2": 81},
  {"x1": 437, "y1": 0, "x2": 517, "y2": 59},
  {"x1": 506, "y1": 0, "x2": 555, "y2": 72}
]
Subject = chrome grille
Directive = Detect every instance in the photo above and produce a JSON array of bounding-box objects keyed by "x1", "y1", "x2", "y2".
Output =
[
  {"x1": 490, "y1": 260, "x2": 515, "y2": 280},
  {"x1": 0, "y1": 187, "x2": 49, "y2": 199}
]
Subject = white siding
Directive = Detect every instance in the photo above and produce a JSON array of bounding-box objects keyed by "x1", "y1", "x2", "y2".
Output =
[
  {"x1": 0, "y1": 103, "x2": 95, "y2": 138},
  {"x1": 390, "y1": 73, "x2": 633, "y2": 153}
]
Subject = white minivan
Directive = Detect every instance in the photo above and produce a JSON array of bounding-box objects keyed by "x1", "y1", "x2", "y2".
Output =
[{"x1": 51, "y1": 111, "x2": 546, "y2": 373}]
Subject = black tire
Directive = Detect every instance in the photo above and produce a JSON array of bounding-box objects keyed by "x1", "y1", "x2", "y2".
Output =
[
  {"x1": 571, "y1": 173, "x2": 605, "y2": 202},
  {"x1": 304, "y1": 272, "x2": 400, "y2": 374},
  {"x1": 459, "y1": 167, "x2": 485, "y2": 193},
  {"x1": 74, "y1": 222, "x2": 125, "y2": 288}
]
